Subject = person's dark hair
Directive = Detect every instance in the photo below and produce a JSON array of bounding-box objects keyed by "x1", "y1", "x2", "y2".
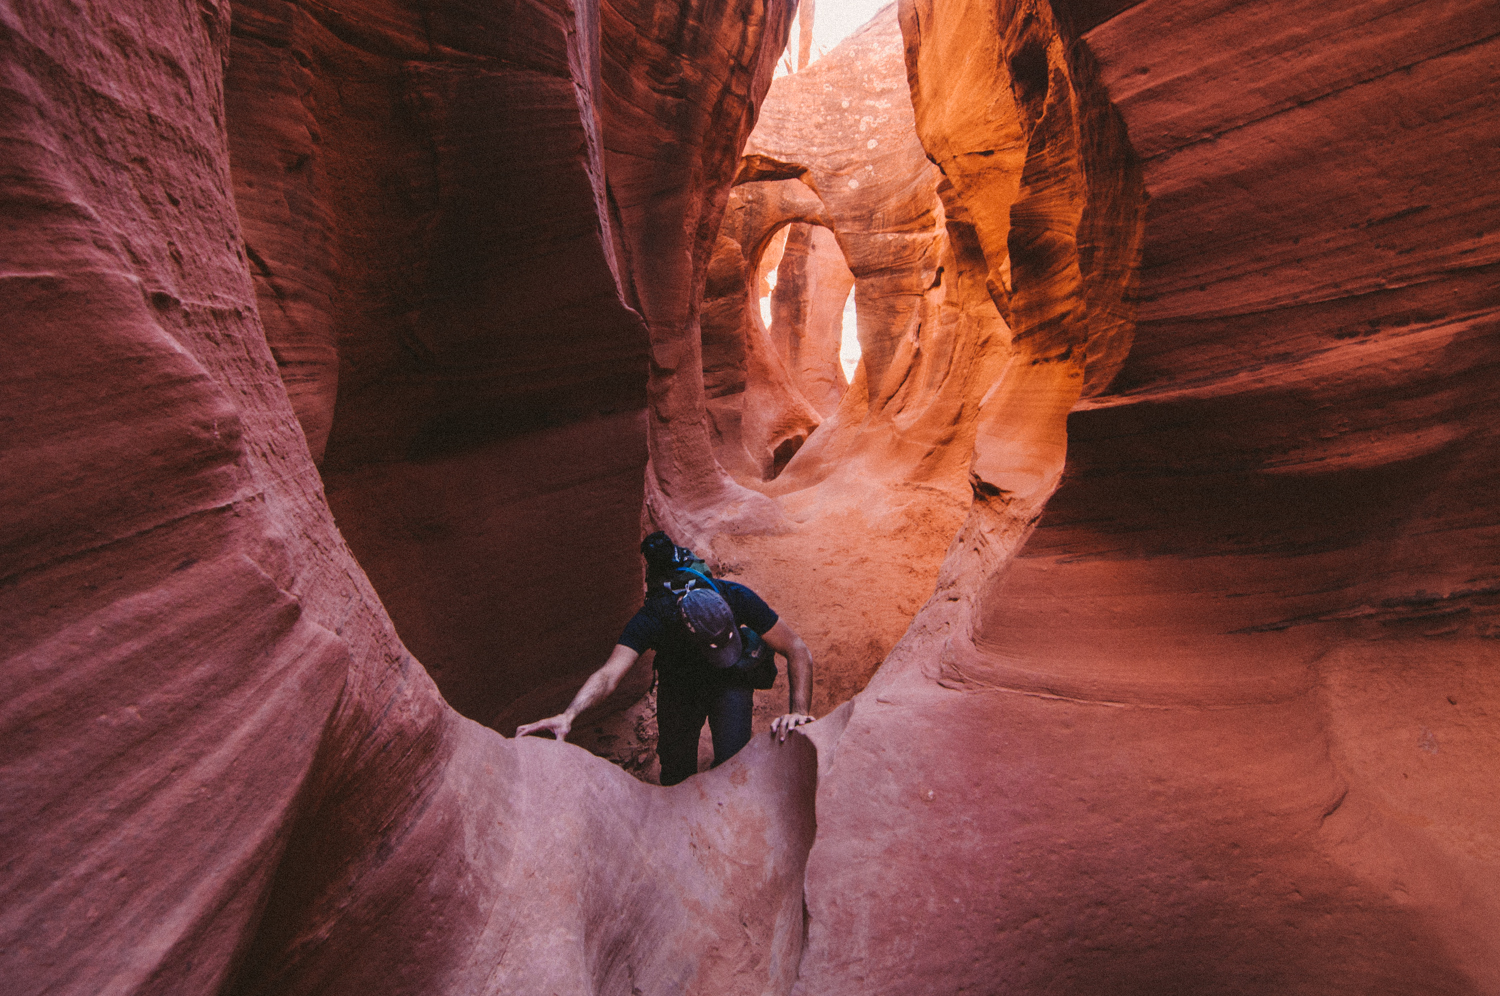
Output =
[{"x1": 640, "y1": 530, "x2": 683, "y2": 576}]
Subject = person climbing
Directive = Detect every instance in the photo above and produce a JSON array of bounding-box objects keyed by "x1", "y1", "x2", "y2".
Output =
[{"x1": 516, "y1": 531, "x2": 815, "y2": 785}]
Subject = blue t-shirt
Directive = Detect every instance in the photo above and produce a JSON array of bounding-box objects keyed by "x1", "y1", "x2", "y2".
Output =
[{"x1": 619, "y1": 580, "x2": 778, "y2": 683}]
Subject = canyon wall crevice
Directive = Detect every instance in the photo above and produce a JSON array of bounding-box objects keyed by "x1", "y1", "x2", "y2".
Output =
[
  {"x1": 225, "y1": 0, "x2": 655, "y2": 728},
  {"x1": 603, "y1": 0, "x2": 801, "y2": 548},
  {"x1": 224, "y1": 0, "x2": 803, "y2": 729},
  {"x1": 695, "y1": 5, "x2": 1001, "y2": 731}
]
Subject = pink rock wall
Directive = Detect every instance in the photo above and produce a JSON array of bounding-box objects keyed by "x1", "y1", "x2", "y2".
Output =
[
  {"x1": 790, "y1": 1, "x2": 1500, "y2": 994},
  {"x1": 224, "y1": 0, "x2": 653, "y2": 725},
  {"x1": 743, "y1": 5, "x2": 944, "y2": 400},
  {"x1": 3, "y1": 2, "x2": 815, "y2": 994},
  {"x1": 5, "y1": 0, "x2": 1499, "y2": 993},
  {"x1": 769, "y1": 224, "x2": 855, "y2": 420},
  {"x1": 705, "y1": 5, "x2": 1006, "y2": 496},
  {"x1": 605, "y1": 0, "x2": 798, "y2": 544},
  {"x1": 703, "y1": 177, "x2": 830, "y2": 481},
  {"x1": 222, "y1": 0, "x2": 801, "y2": 726}
]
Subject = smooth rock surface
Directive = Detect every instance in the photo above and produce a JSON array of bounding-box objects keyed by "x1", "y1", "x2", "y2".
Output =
[
  {"x1": 769, "y1": 223, "x2": 855, "y2": 420},
  {"x1": 2, "y1": 2, "x2": 812, "y2": 995},
  {"x1": 605, "y1": 0, "x2": 798, "y2": 545},
  {"x1": 4, "y1": 0, "x2": 1499, "y2": 994},
  {"x1": 225, "y1": 0, "x2": 653, "y2": 724},
  {"x1": 698, "y1": 4, "x2": 1004, "y2": 731},
  {"x1": 791, "y1": 1, "x2": 1500, "y2": 993}
]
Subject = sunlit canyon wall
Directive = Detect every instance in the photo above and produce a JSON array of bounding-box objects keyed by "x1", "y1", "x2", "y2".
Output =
[
  {"x1": 790, "y1": 1, "x2": 1500, "y2": 993},
  {"x1": 2, "y1": 0, "x2": 1498, "y2": 994}
]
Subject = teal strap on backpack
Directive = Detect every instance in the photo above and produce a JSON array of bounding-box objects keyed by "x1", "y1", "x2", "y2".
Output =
[{"x1": 676, "y1": 566, "x2": 719, "y2": 594}]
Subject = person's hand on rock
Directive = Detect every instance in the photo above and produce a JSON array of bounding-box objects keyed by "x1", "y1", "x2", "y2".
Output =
[
  {"x1": 771, "y1": 713, "x2": 814, "y2": 742},
  {"x1": 516, "y1": 714, "x2": 572, "y2": 741}
]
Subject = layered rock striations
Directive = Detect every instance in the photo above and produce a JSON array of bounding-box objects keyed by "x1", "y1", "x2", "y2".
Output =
[
  {"x1": 698, "y1": 5, "x2": 1003, "y2": 727},
  {"x1": 5, "y1": 0, "x2": 1500, "y2": 993},
  {"x1": 702, "y1": 178, "x2": 830, "y2": 482},
  {"x1": 3, "y1": 1, "x2": 814, "y2": 994},
  {"x1": 791, "y1": 0, "x2": 1500, "y2": 993},
  {"x1": 225, "y1": 0, "x2": 655, "y2": 726},
  {"x1": 605, "y1": 0, "x2": 799, "y2": 545},
  {"x1": 768, "y1": 223, "x2": 855, "y2": 420},
  {"x1": 705, "y1": 5, "x2": 995, "y2": 496},
  {"x1": 224, "y1": 0, "x2": 797, "y2": 728}
]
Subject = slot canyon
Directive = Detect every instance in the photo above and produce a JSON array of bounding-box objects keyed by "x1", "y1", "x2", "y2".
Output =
[{"x1": 2, "y1": 0, "x2": 1497, "y2": 992}]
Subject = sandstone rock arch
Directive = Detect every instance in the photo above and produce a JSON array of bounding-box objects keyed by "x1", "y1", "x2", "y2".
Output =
[
  {"x1": 765, "y1": 222, "x2": 859, "y2": 422},
  {"x1": 791, "y1": 3, "x2": 1500, "y2": 995},
  {"x1": 702, "y1": 191, "x2": 834, "y2": 484}
]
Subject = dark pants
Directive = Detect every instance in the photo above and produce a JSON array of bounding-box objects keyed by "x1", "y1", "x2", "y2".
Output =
[{"x1": 656, "y1": 680, "x2": 754, "y2": 787}]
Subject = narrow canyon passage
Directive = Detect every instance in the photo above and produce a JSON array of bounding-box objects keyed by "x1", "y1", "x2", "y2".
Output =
[
  {"x1": 4, "y1": 0, "x2": 1499, "y2": 995},
  {"x1": 574, "y1": 5, "x2": 989, "y2": 773}
]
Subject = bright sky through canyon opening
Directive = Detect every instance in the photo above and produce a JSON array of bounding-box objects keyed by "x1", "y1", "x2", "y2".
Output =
[
  {"x1": 777, "y1": 0, "x2": 892, "y2": 73},
  {"x1": 838, "y1": 288, "x2": 858, "y2": 381},
  {"x1": 762, "y1": 1, "x2": 884, "y2": 379},
  {"x1": 759, "y1": 263, "x2": 862, "y2": 384}
]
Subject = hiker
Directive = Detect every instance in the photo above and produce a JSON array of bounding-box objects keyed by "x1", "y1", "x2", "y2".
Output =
[{"x1": 516, "y1": 531, "x2": 815, "y2": 785}]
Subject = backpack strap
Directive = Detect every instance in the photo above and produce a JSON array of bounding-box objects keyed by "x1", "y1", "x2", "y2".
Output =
[
  {"x1": 646, "y1": 564, "x2": 721, "y2": 603},
  {"x1": 675, "y1": 566, "x2": 720, "y2": 595}
]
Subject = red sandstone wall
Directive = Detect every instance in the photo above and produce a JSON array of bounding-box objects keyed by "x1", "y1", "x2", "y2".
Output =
[
  {"x1": 224, "y1": 0, "x2": 652, "y2": 726},
  {"x1": 222, "y1": 0, "x2": 799, "y2": 728},
  {"x1": 706, "y1": 6, "x2": 1003, "y2": 496},
  {"x1": 606, "y1": 0, "x2": 798, "y2": 544},
  {"x1": 703, "y1": 176, "x2": 831, "y2": 480},
  {"x1": 791, "y1": 1, "x2": 1500, "y2": 993},
  {"x1": 5, "y1": 0, "x2": 1499, "y2": 993},
  {"x1": 2, "y1": 2, "x2": 813, "y2": 994},
  {"x1": 769, "y1": 223, "x2": 855, "y2": 419}
]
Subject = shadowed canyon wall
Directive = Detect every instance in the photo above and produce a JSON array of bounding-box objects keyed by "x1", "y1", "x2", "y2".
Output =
[
  {"x1": 3, "y1": 1, "x2": 1499, "y2": 995},
  {"x1": 224, "y1": 0, "x2": 654, "y2": 727},
  {"x1": 223, "y1": 0, "x2": 798, "y2": 729},
  {"x1": 3, "y1": 1, "x2": 815, "y2": 993}
]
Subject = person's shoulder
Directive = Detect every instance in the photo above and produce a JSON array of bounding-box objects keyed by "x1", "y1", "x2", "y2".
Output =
[
  {"x1": 619, "y1": 600, "x2": 671, "y2": 650},
  {"x1": 719, "y1": 580, "x2": 778, "y2": 630},
  {"x1": 718, "y1": 579, "x2": 766, "y2": 604}
]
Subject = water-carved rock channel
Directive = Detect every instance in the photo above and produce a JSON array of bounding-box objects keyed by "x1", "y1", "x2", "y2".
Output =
[{"x1": 4, "y1": 1, "x2": 1499, "y2": 994}]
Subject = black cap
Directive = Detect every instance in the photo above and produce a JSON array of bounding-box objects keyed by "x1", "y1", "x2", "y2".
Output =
[{"x1": 678, "y1": 588, "x2": 742, "y2": 669}]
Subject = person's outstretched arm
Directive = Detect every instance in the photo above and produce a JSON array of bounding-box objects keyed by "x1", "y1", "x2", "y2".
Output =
[
  {"x1": 761, "y1": 620, "x2": 815, "y2": 741},
  {"x1": 515, "y1": 644, "x2": 640, "y2": 742}
]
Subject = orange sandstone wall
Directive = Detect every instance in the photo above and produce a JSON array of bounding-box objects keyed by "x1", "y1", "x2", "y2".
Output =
[
  {"x1": 5, "y1": 0, "x2": 1499, "y2": 993},
  {"x1": 769, "y1": 223, "x2": 855, "y2": 420},
  {"x1": 790, "y1": 1, "x2": 1500, "y2": 994},
  {"x1": 610, "y1": 0, "x2": 798, "y2": 544},
  {"x1": 223, "y1": 0, "x2": 798, "y2": 727}
]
